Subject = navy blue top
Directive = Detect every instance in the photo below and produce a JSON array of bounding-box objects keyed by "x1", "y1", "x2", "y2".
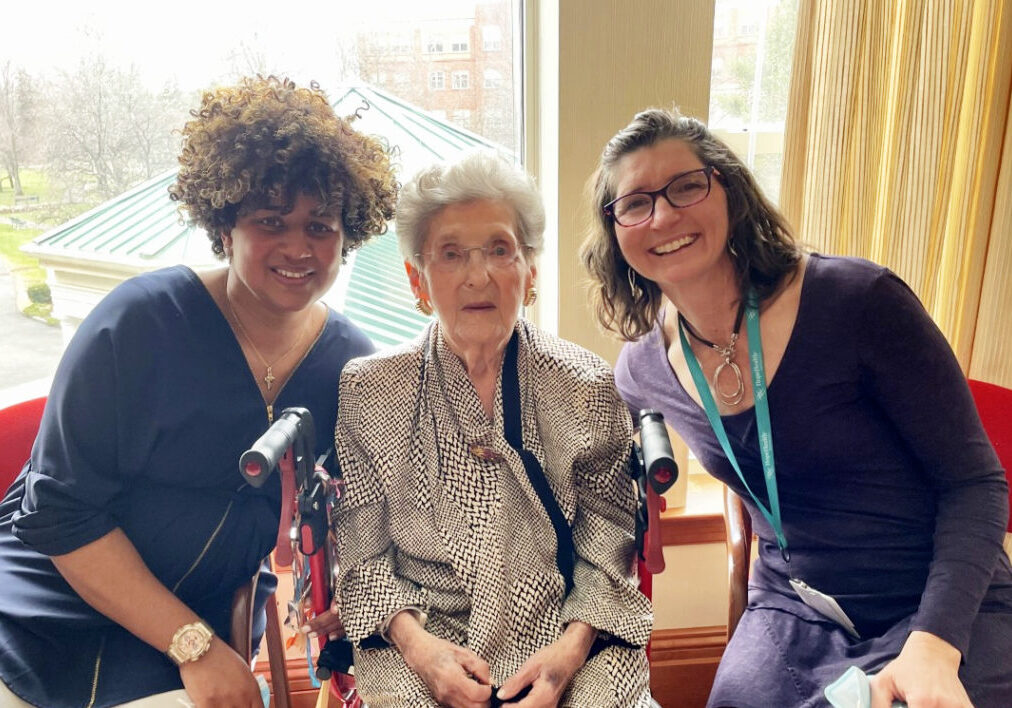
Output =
[
  {"x1": 615, "y1": 255, "x2": 1012, "y2": 654},
  {"x1": 0, "y1": 266, "x2": 373, "y2": 707}
]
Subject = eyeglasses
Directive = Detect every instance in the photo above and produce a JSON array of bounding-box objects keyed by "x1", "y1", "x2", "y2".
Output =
[
  {"x1": 416, "y1": 238, "x2": 528, "y2": 273},
  {"x1": 604, "y1": 166, "x2": 715, "y2": 227}
]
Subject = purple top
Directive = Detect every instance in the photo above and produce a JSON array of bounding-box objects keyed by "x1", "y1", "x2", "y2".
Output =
[{"x1": 615, "y1": 254, "x2": 1012, "y2": 655}]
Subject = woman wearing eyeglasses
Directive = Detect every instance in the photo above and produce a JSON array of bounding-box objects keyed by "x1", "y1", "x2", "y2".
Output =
[
  {"x1": 581, "y1": 108, "x2": 1011, "y2": 708},
  {"x1": 334, "y1": 152, "x2": 653, "y2": 707}
]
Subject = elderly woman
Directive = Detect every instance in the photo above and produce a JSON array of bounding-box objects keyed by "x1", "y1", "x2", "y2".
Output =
[
  {"x1": 581, "y1": 108, "x2": 1012, "y2": 708},
  {"x1": 0, "y1": 76, "x2": 396, "y2": 707},
  {"x1": 335, "y1": 152, "x2": 653, "y2": 707}
]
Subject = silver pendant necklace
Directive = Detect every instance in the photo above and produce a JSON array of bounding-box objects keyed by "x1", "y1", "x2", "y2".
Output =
[{"x1": 678, "y1": 301, "x2": 747, "y2": 406}]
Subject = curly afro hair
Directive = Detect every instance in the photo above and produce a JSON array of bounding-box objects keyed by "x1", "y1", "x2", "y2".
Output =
[{"x1": 169, "y1": 76, "x2": 398, "y2": 258}]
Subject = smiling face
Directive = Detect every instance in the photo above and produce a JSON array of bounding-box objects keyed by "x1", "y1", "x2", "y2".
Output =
[
  {"x1": 222, "y1": 193, "x2": 344, "y2": 318},
  {"x1": 409, "y1": 199, "x2": 535, "y2": 356},
  {"x1": 611, "y1": 138, "x2": 734, "y2": 296}
]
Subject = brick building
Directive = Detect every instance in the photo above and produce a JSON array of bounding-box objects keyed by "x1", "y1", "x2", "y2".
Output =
[{"x1": 355, "y1": 1, "x2": 516, "y2": 151}]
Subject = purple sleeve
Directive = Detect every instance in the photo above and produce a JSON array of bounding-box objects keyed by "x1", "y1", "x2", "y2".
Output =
[
  {"x1": 614, "y1": 341, "x2": 650, "y2": 422},
  {"x1": 858, "y1": 270, "x2": 1007, "y2": 655}
]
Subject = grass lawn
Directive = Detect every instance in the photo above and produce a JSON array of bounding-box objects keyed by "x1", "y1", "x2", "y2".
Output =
[
  {"x1": 0, "y1": 222, "x2": 56, "y2": 323},
  {"x1": 0, "y1": 168, "x2": 53, "y2": 208},
  {"x1": 1, "y1": 168, "x2": 59, "y2": 287},
  {"x1": 0, "y1": 168, "x2": 96, "y2": 324},
  {"x1": 0, "y1": 223, "x2": 45, "y2": 280}
]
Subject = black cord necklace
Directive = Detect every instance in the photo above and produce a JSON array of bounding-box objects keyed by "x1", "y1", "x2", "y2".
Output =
[{"x1": 677, "y1": 300, "x2": 747, "y2": 406}]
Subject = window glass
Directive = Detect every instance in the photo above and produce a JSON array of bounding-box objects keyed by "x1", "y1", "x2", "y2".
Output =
[
  {"x1": 484, "y1": 68, "x2": 503, "y2": 88},
  {"x1": 709, "y1": 0, "x2": 799, "y2": 205},
  {"x1": 482, "y1": 25, "x2": 503, "y2": 51},
  {"x1": 0, "y1": 0, "x2": 521, "y2": 401}
]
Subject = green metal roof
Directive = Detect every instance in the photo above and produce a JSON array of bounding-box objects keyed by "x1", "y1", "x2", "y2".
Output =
[
  {"x1": 23, "y1": 169, "x2": 215, "y2": 268},
  {"x1": 343, "y1": 233, "x2": 430, "y2": 348},
  {"x1": 24, "y1": 85, "x2": 509, "y2": 348}
]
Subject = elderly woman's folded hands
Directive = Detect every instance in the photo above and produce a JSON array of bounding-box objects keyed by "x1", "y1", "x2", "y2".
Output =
[
  {"x1": 389, "y1": 610, "x2": 494, "y2": 708},
  {"x1": 495, "y1": 621, "x2": 597, "y2": 707}
]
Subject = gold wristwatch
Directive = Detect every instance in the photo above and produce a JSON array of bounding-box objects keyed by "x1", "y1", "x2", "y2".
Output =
[{"x1": 166, "y1": 621, "x2": 214, "y2": 666}]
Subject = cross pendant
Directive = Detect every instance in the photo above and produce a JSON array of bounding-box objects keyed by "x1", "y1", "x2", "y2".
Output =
[{"x1": 264, "y1": 367, "x2": 276, "y2": 391}]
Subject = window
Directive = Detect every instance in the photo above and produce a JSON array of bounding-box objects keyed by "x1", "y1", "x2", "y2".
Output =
[
  {"x1": 388, "y1": 34, "x2": 411, "y2": 54},
  {"x1": 0, "y1": 0, "x2": 523, "y2": 383},
  {"x1": 482, "y1": 25, "x2": 503, "y2": 51},
  {"x1": 450, "y1": 109, "x2": 472, "y2": 129},
  {"x1": 484, "y1": 69, "x2": 503, "y2": 89},
  {"x1": 709, "y1": 0, "x2": 799, "y2": 204},
  {"x1": 715, "y1": 15, "x2": 730, "y2": 38},
  {"x1": 483, "y1": 113, "x2": 507, "y2": 134}
]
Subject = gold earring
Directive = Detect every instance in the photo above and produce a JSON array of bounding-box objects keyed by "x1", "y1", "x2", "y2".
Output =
[
  {"x1": 523, "y1": 286, "x2": 537, "y2": 307},
  {"x1": 415, "y1": 298, "x2": 433, "y2": 316}
]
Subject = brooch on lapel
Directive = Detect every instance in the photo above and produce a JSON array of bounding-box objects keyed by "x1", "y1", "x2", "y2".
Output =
[{"x1": 469, "y1": 443, "x2": 505, "y2": 462}]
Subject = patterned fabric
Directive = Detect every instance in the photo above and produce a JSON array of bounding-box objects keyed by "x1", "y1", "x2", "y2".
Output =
[{"x1": 335, "y1": 320, "x2": 652, "y2": 706}]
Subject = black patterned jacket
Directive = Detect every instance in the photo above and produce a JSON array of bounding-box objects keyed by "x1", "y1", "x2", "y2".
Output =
[{"x1": 335, "y1": 320, "x2": 653, "y2": 706}]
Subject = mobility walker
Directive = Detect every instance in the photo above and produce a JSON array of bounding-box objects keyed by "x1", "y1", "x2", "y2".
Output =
[{"x1": 239, "y1": 406, "x2": 677, "y2": 705}]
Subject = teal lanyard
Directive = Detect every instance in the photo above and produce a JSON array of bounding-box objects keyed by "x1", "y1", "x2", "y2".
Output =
[{"x1": 677, "y1": 290, "x2": 790, "y2": 561}]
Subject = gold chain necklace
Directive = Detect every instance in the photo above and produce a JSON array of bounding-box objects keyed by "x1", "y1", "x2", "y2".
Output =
[{"x1": 225, "y1": 296, "x2": 309, "y2": 391}]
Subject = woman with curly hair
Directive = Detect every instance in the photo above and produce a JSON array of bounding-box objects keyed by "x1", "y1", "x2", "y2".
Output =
[
  {"x1": 581, "y1": 108, "x2": 1011, "y2": 707},
  {"x1": 0, "y1": 76, "x2": 397, "y2": 708}
]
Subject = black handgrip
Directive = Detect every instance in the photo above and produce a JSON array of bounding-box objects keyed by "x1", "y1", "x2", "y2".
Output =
[
  {"x1": 239, "y1": 408, "x2": 314, "y2": 487},
  {"x1": 638, "y1": 409, "x2": 678, "y2": 495},
  {"x1": 316, "y1": 636, "x2": 355, "y2": 679}
]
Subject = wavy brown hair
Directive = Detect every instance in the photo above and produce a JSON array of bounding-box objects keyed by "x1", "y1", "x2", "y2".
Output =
[
  {"x1": 580, "y1": 108, "x2": 801, "y2": 341},
  {"x1": 169, "y1": 76, "x2": 398, "y2": 258}
]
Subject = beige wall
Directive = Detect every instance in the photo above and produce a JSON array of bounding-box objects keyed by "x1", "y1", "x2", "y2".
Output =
[
  {"x1": 527, "y1": 0, "x2": 715, "y2": 363},
  {"x1": 526, "y1": 0, "x2": 723, "y2": 631}
]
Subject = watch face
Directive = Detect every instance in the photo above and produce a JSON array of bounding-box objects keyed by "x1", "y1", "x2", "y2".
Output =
[
  {"x1": 169, "y1": 622, "x2": 212, "y2": 664},
  {"x1": 178, "y1": 628, "x2": 206, "y2": 655}
]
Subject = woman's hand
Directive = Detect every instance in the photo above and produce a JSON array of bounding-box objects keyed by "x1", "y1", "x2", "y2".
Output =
[
  {"x1": 389, "y1": 610, "x2": 493, "y2": 708},
  {"x1": 300, "y1": 603, "x2": 345, "y2": 641},
  {"x1": 50, "y1": 530, "x2": 261, "y2": 707},
  {"x1": 496, "y1": 621, "x2": 597, "y2": 707},
  {"x1": 870, "y1": 631, "x2": 973, "y2": 708},
  {"x1": 179, "y1": 637, "x2": 263, "y2": 708}
]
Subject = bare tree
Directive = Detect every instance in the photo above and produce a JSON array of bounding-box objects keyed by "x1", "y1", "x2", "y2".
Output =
[
  {"x1": 0, "y1": 62, "x2": 39, "y2": 196},
  {"x1": 224, "y1": 37, "x2": 271, "y2": 81},
  {"x1": 45, "y1": 56, "x2": 187, "y2": 200},
  {"x1": 122, "y1": 79, "x2": 189, "y2": 180}
]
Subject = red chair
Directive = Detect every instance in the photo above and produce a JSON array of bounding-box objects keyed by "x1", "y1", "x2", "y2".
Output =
[
  {"x1": 967, "y1": 379, "x2": 1012, "y2": 556},
  {"x1": 0, "y1": 396, "x2": 47, "y2": 493},
  {"x1": 0, "y1": 396, "x2": 293, "y2": 706}
]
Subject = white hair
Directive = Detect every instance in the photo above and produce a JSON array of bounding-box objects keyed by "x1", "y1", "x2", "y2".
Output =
[{"x1": 395, "y1": 151, "x2": 546, "y2": 265}]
